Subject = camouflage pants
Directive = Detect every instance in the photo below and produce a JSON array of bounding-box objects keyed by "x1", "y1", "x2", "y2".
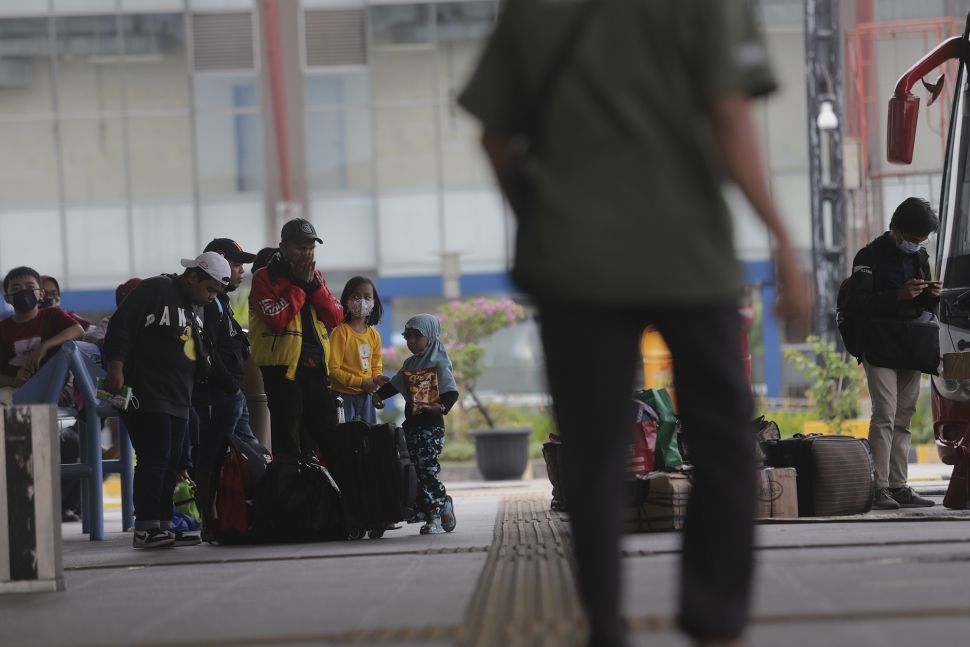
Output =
[{"x1": 405, "y1": 424, "x2": 447, "y2": 522}]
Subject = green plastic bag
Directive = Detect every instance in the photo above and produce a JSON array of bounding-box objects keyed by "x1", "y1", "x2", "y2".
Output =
[
  {"x1": 634, "y1": 388, "x2": 684, "y2": 470},
  {"x1": 173, "y1": 478, "x2": 201, "y2": 524}
]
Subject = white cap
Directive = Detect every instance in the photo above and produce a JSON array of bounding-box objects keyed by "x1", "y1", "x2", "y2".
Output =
[{"x1": 180, "y1": 251, "x2": 232, "y2": 286}]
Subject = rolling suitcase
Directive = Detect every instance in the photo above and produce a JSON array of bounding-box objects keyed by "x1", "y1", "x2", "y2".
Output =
[
  {"x1": 327, "y1": 420, "x2": 417, "y2": 539},
  {"x1": 761, "y1": 434, "x2": 874, "y2": 517},
  {"x1": 251, "y1": 457, "x2": 346, "y2": 543}
]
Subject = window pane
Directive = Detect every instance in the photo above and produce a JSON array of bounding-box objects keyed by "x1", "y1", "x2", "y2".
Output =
[
  {"x1": 369, "y1": 4, "x2": 431, "y2": 47},
  {"x1": 0, "y1": 18, "x2": 54, "y2": 117},
  {"x1": 305, "y1": 73, "x2": 369, "y2": 108},
  {"x1": 374, "y1": 104, "x2": 437, "y2": 191},
  {"x1": 132, "y1": 203, "x2": 195, "y2": 277},
  {"x1": 434, "y1": 1, "x2": 495, "y2": 101},
  {"x1": 60, "y1": 117, "x2": 126, "y2": 204},
  {"x1": 54, "y1": 15, "x2": 123, "y2": 115},
  {"x1": 122, "y1": 13, "x2": 190, "y2": 111},
  {"x1": 193, "y1": 76, "x2": 259, "y2": 111},
  {"x1": 0, "y1": 120, "x2": 59, "y2": 207},
  {"x1": 199, "y1": 197, "x2": 265, "y2": 253},
  {"x1": 128, "y1": 114, "x2": 193, "y2": 201},
  {"x1": 306, "y1": 106, "x2": 373, "y2": 193},
  {"x1": 0, "y1": 209, "x2": 65, "y2": 283},
  {"x1": 371, "y1": 48, "x2": 434, "y2": 102},
  {"x1": 66, "y1": 205, "x2": 131, "y2": 287},
  {"x1": 194, "y1": 110, "x2": 264, "y2": 195}
]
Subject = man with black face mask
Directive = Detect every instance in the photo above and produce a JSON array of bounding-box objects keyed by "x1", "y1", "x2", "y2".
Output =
[
  {"x1": 842, "y1": 197, "x2": 941, "y2": 511},
  {"x1": 0, "y1": 266, "x2": 84, "y2": 390}
]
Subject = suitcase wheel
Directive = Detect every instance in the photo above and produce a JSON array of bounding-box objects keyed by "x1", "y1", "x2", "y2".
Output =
[
  {"x1": 367, "y1": 528, "x2": 385, "y2": 540},
  {"x1": 348, "y1": 527, "x2": 366, "y2": 541}
]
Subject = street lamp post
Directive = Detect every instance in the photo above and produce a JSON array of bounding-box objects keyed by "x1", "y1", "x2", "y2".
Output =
[{"x1": 805, "y1": 0, "x2": 848, "y2": 347}]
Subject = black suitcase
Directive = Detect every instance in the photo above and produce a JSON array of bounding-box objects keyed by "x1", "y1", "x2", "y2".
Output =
[
  {"x1": 327, "y1": 421, "x2": 417, "y2": 539},
  {"x1": 761, "y1": 434, "x2": 874, "y2": 517}
]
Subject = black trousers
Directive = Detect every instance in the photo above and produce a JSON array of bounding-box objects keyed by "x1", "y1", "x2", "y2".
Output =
[
  {"x1": 538, "y1": 302, "x2": 756, "y2": 645},
  {"x1": 122, "y1": 410, "x2": 189, "y2": 529},
  {"x1": 261, "y1": 365, "x2": 337, "y2": 460}
]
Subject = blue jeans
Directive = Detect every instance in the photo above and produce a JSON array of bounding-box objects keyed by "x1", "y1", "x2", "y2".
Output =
[
  {"x1": 336, "y1": 391, "x2": 377, "y2": 424},
  {"x1": 195, "y1": 391, "x2": 257, "y2": 477}
]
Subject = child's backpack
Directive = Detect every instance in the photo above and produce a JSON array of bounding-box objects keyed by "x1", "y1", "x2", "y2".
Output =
[
  {"x1": 211, "y1": 434, "x2": 271, "y2": 544},
  {"x1": 836, "y1": 278, "x2": 865, "y2": 359}
]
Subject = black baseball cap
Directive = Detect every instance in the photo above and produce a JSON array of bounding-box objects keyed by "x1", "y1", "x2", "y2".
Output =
[
  {"x1": 280, "y1": 218, "x2": 322, "y2": 244},
  {"x1": 204, "y1": 238, "x2": 257, "y2": 263}
]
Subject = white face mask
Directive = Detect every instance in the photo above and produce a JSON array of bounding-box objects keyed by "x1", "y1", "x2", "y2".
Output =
[
  {"x1": 896, "y1": 239, "x2": 921, "y2": 255},
  {"x1": 350, "y1": 297, "x2": 374, "y2": 318}
]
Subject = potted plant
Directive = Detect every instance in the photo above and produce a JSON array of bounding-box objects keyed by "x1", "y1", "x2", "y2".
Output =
[{"x1": 436, "y1": 298, "x2": 530, "y2": 480}]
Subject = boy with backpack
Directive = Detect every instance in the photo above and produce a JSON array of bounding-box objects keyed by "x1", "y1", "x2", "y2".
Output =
[{"x1": 840, "y1": 197, "x2": 940, "y2": 510}]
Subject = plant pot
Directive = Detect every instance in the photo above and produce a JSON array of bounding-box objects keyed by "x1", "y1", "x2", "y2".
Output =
[{"x1": 469, "y1": 427, "x2": 532, "y2": 480}]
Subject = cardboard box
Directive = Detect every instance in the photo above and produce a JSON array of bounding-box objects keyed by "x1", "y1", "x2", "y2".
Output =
[
  {"x1": 624, "y1": 471, "x2": 691, "y2": 532},
  {"x1": 757, "y1": 467, "x2": 798, "y2": 518}
]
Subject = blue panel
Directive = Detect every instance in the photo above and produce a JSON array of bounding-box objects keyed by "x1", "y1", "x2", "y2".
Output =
[{"x1": 60, "y1": 289, "x2": 116, "y2": 312}]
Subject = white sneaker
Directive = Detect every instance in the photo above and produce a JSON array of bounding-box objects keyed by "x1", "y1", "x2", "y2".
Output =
[
  {"x1": 133, "y1": 528, "x2": 175, "y2": 549},
  {"x1": 420, "y1": 518, "x2": 444, "y2": 535}
]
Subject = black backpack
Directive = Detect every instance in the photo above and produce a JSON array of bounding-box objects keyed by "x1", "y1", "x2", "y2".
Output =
[
  {"x1": 837, "y1": 247, "x2": 932, "y2": 363},
  {"x1": 835, "y1": 278, "x2": 864, "y2": 358}
]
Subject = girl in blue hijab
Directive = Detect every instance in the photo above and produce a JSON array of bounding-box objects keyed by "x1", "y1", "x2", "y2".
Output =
[{"x1": 375, "y1": 314, "x2": 458, "y2": 535}]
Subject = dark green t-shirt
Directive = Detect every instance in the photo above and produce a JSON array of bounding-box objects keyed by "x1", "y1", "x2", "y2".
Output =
[{"x1": 459, "y1": 0, "x2": 776, "y2": 305}]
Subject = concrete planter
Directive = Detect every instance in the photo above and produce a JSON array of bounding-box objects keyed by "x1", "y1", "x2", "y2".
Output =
[{"x1": 469, "y1": 427, "x2": 533, "y2": 480}]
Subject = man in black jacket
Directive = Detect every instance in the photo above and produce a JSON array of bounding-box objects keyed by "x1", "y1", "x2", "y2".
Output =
[
  {"x1": 194, "y1": 238, "x2": 259, "y2": 540},
  {"x1": 104, "y1": 252, "x2": 231, "y2": 549},
  {"x1": 843, "y1": 197, "x2": 939, "y2": 510}
]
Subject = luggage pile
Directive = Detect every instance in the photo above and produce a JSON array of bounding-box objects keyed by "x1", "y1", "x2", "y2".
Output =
[
  {"x1": 206, "y1": 419, "x2": 417, "y2": 544},
  {"x1": 543, "y1": 387, "x2": 877, "y2": 531}
]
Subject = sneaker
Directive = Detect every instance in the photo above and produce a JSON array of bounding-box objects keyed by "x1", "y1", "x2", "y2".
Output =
[
  {"x1": 441, "y1": 496, "x2": 456, "y2": 533},
  {"x1": 890, "y1": 485, "x2": 935, "y2": 508},
  {"x1": 872, "y1": 487, "x2": 901, "y2": 510},
  {"x1": 420, "y1": 518, "x2": 445, "y2": 535},
  {"x1": 61, "y1": 509, "x2": 81, "y2": 523},
  {"x1": 133, "y1": 528, "x2": 175, "y2": 549},
  {"x1": 173, "y1": 530, "x2": 202, "y2": 546}
]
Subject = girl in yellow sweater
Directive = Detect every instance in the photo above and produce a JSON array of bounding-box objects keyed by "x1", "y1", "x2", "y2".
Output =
[{"x1": 328, "y1": 277, "x2": 389, "y2": 423}]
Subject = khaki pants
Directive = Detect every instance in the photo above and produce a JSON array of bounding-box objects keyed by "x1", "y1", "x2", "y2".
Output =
[{"x1": 863, "y1": 359, "x2": 920, "y2": 489}]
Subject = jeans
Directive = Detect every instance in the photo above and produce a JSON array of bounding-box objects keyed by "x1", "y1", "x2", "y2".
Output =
[
  {"x1": 336, "y1": 391, "x2": 377, "y2": 424},
  {"x1": 122, "y1": 410, "x2": 189, "y2": 530},
  {"x1": 261, "y1": 365, "x2": 338, "y2": 461},
  {"x1": 863, "y1": 359, "x2": 920, "y2": 489},
  {"x1": 538, "y1": 301, "x2": 755, "y2": 645}
]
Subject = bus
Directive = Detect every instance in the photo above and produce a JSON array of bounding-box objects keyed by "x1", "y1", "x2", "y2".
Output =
[{"x1": 888, "y1": 15, "x2": 970, "y2": 508}]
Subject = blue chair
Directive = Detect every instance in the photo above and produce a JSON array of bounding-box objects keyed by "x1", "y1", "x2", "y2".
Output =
[{"x1": 13, "y1": 342, "x2": 135, "y2": 539}]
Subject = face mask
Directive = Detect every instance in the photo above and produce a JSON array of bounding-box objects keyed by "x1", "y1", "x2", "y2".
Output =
[
  {"x1": 896, "y1": 240, "x2": 921, "y2": 255},
  {"x1": 39, "y1": 296, "x2": 55, "y2": 308},
  {"x1": 350, "y1": 297, "x2": 374, "y2": 318},
  {"x1": 10, "y1": 289, "x2": 38, "y2": 313}
]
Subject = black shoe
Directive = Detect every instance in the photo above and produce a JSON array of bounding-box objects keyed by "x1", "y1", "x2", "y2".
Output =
[
  {"x1": 173, "y1": 530, "x2": 202, "y2": 546},
  {"x1": 61, "y1": 509, "x2": 81, "y2": 523},
  {"x1": 889, "y1": 485, "x2": 935, "y2": 508},
  {"x1": 872, "y1": 487, "x2": 901, "y2": 510},
  {"x1": 133, "y1": 528, "x2": 175, "y2": 549}
]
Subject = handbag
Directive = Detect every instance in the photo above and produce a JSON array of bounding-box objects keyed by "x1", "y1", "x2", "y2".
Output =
[{"x1": 499, "y1": 0, "x2": 602, "y2": 219}]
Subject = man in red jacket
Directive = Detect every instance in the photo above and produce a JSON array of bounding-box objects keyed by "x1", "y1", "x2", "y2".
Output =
[{"x1": 249, "y1": 218, "x2": 343, "y2": 460}]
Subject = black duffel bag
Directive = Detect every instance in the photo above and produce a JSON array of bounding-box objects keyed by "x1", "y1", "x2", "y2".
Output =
[
  {"x1": 864, "y1": 311, "x2": 940, "y2": 374},
  {"x1": 252, "y1": 458, "x2": 347, "y2": 543}
]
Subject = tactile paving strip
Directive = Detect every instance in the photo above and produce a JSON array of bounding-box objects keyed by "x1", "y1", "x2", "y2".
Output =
[{"x1": 460, "y1": 493, "x2": 588, "y2": 647}]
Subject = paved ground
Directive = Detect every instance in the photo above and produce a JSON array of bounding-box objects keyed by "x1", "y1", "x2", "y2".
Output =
[{"x1": 3, "y1": 466, "x2": 970, "y2": 647}]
